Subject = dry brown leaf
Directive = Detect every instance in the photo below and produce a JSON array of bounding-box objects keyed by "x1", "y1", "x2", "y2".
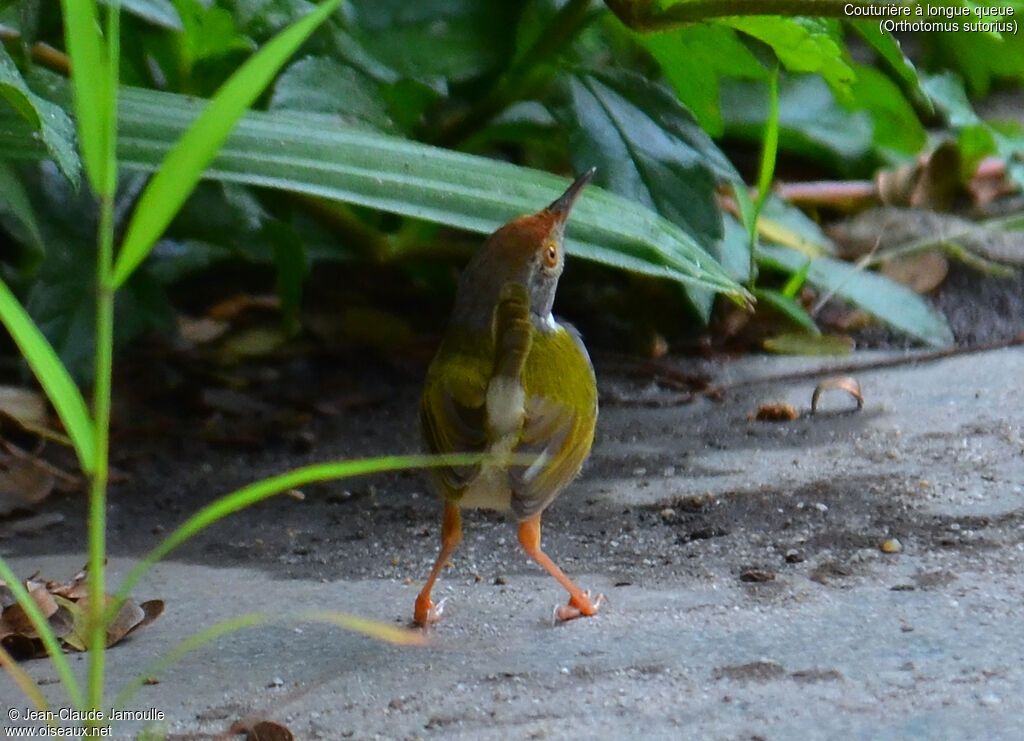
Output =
[
  {"x1": 879, "y1": 251, "x2": 949, "y2": 294},
  {"x1": 0, "y1": 449, "x2": 57, "y2": 516},
  {"x1": 0, "y1": 387, "x2": 48, "y2": 429},
  {"x1": 875, "y1": 141, "x2": 961, "y2": 211},
  {"x1": 179, "y1": 316, "x2": 231, "y2": 345},
  {"x1": 811, "y1": 376, "x2": 864, "y2": 414},
  {"x1": 751, "y1": 403, "x2": 799, "y2": 422},
  {"x1": 229, "y1": 719, "x2": 295, "y2": 741},
  {"x1": 0, "y1": 569, "x2": 162, "y2": 658}
]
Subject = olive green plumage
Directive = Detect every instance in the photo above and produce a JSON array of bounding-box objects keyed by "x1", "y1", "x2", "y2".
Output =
[{"x1": 420, "y1": 170, "x2": 598, "y2": 520}]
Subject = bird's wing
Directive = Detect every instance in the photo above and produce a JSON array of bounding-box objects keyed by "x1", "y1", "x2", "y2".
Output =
[
  {"x1": 509, "y1": 324, "x2": 596, "y2": 520},
  {"x1": 420, "y1": 361, "x2": 488, "y2": 496}
]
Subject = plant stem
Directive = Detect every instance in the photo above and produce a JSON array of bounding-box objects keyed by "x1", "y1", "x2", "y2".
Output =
[
  {"x1": 87, "y1": 192, "x2": 114, "y2": 713},
  {"x1": 87, "y1": 0, "x2": 120, "y2": 715},
  {"x1": 429, "y1": 0, "x2": 595, "y2": 149}
]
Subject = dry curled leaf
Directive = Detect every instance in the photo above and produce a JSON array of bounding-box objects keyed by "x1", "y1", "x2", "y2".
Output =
[
  {"x1": 229, "y1": 719, "x2": 294, "y2": 741},
  {"x1": 0, "y1": 569, "x2": 162, "y2": 658},
  {"x1": 750, "y1": 403, "x2": 799, "y2": 422},
  {"x1": 811, "y1": 376, "x2": 864, "y2": 414}
]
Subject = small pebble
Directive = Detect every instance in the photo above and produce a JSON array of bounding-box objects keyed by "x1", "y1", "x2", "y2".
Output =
[
  {"x1": 881, "y1": 538, "x2": 903, "y2": 554},
  {"x1": 659, "y1": 508, "x2": 676, "y2": 523},
  {"x1": 784, "y1": 549, "x2": 804, "y2": 563},
  {"x1": 740, "y1": 568, "x2": 775, "y2": 583}
]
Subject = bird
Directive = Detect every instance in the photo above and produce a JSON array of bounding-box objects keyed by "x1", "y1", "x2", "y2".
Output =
[{"x1": 415, "y1": 168, "x2": 601, "y2": 626}]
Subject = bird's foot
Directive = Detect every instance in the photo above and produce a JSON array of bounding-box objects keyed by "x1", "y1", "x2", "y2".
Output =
[
  {"x1": 413, "y1": 595, "x2": 447, "y2": 627},
  {"x1": 554, "y1": 590, "x2": 604, "y2": 622}
]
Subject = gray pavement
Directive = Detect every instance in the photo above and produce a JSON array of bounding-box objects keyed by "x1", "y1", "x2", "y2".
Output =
[{"x1": 2, "y1": 347, "x2": 1023, "y2": 739}]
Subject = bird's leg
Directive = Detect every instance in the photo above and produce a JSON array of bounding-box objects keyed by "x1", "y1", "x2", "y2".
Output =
[
  {"x1": 414, "y1": 501, "x2": 462, "y2": 627},
  {"x1": 517, "y1": 514, "x2": 601, "y2": 621}
]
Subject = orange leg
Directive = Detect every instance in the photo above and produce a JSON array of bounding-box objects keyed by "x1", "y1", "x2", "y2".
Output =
[
  {"x1": 517, "y1": 514, "x2": 602, "y2": 621},
  {"x1": 414, "y1": 501, "x2": 462, "y2": 626}
]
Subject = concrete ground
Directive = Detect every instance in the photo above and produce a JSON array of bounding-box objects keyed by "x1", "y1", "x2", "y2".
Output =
[{"x1": 2, "y1": 346, "x2": 1023, "y2": 739}]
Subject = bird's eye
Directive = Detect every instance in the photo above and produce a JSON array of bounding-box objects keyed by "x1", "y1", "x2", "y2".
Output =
[{"x1": 543, "y1": 241, "x2": 559, "y2": 268}]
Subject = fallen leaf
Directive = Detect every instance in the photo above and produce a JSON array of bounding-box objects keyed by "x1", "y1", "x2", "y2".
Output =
[
  {"x1": 879, "y1": 251, "x2": 948, "y2": 294},
  {"x1": 763, "y1": 332, "x2": 854, "y2": 356},
  {"x1": 811, "y1": 376, "x2": 864, "y2": 414},
  {"x1": 0, "y1": 387, "x2": 48, "y2": 429},
  {"x1": 229, "y1": 719, "x2": 294, "y2": 741},
  {"x1": 0, "y1": 449, "x2": 57, "y2": 516},
  {"x1": 751, "y1": 403, "x2": 799, "y2": 422}
]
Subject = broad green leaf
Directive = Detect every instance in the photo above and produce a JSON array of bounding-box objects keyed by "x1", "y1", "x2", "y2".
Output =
[
  {"x1": 923, "y1": 7, "x2": 1024, "y2": 96},
  {"x1": 60, "y1": 0, "x2": 115, "y2": 195},
  {"x1": 346, "y1": 0, "x2": 519, "y2": 87},
  {"x1": 757, "y1": 195, "x2": 835, "y2": 257},
  {"x1": 267, "y1": 220, "x2": 306, "y2": 334},
  {"x1": 114, "y1": 0, "x2": 343, "y2": 287},
  {"x1": 552, "y1": 68, "x2": 738, "y2": 246},
  {"x1": 0, "y1": 159, "x2": 44, "y2": 253},
  {"x1": 848, "y1": 64, "x2": 925, "y2": 155},
  {"x1": 174, "y1": 0, "x2": 255, "y2": 68},
  {"x1": 270, "y1": 56, "x2": 392, "y2": 130},
  {"x1": 99, "y1": 0, "x2": 183, "y2": 29},
  {"x1": 723, "y1": 16, "x2": 855, "y2": 102},
  {"x1": 113, "y1": 87, "x2": 746, "y2": 300},
  {"x1": 721, "y1": 75, "x2": 873, "y2": 171},
  {"x1": 0, "y1": 278, "x2": 95, "y2": 471},
  {"x1": 758, "y1": 244, "x2": 954, "y2": 348},
  {"x1": 0, "y1": 44, "x2": 79, "y2": 185},
  {"x1": 639, "y1": 23, "x2": 766, "y2": 136},
  {"x1": 754, "y1": 288, "x2": 819, "y2": 335},
  {"x1": 847, "y1": 20, "x2": 932, "y2": 116}
]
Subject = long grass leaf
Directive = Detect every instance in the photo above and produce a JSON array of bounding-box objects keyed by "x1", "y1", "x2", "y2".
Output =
[
  {"x1": 112, "y1": 610, "x2": 424, "y2": 709},
  {"x1": 0, "y1": 642, "x2": 51, "y2": 714},
  {"x1": 112, "y1": 453, "x2": 489, "y2": 609},
  {"x1": 0, "y1": 279, "x2": 95, "y2": 472},
  {"x1": 112, "y1": 0, "x2": 342, "y2": 287},
  {"x1": 59, "y1": 0, "x2": 113, "y2": 196}
]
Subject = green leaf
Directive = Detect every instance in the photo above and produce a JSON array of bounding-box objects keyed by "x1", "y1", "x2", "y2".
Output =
[
  {"x1": 757, "y1": 195, "x2": 835, "y2": 257},
  {"x1": 763, "y1": 331, "x2": 852, "y2": 356},
  {"x1": 0, "y1": 278, "x2": 95, "y2": 472},
  {"x1": 923, "y1": 8, "x2": 1024, "y2": 96},
  {"x1": 346, "y1": 0, "x2": 519, "y2": 87},
  {"x1": 754, "y1": 288, "x2": 819, "y2": 335},
  {"x1": 723, "y1": 16, "x2": 855, "y2": 102},
  {"x1": 173, "y1": 0, "x2": 255, "y2": 68},
  {"x1": 758, "y1": 244, "x2": 953, "y2": 348},
  {"x1": 267, "y1": 220, "x2": 306, "y2": 334},
  {"x1": 635, "y1": 23, "x2": 766, "y2": 136},
  {"x1": 847, "y1": 64, "x2": 926, "y2": 155},
  {"x1": 552, "y1": 68, "x2": 738, "y2": 246},
  {"x1": 99, "y1": 0, "x2": 183, "y2": 30},
  {"x1": 0, "y1": 44, "x2": 80, "y2": 185},
  {"x1": 113, "y1": 0, "x2": 343, "y2": 287},
  {"x1": 721, "y1": 75, "x2": 874, "y2": 170},
  {"x1": 0, "y1": 159, "x2": 44, "y2": 253},
  {"x1": 59, "y1": 0, "x2": 115, "y2": 195},
  {"x1": 270, "y1": 56, "x2": 393, "y2": 130},
  {"x1": 846, "y1": 19, "x2": 932, "y2": 116},
  {"x1": 113, "y1": 87, "x2": 746, "y2": 300}
]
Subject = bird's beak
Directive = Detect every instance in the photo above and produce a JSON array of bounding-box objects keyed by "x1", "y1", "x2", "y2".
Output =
[{"x1": 547, "y1": 167, "x2": 596, "y2": 223}]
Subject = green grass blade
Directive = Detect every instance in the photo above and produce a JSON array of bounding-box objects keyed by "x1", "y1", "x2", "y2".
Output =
[
  {"x1": 112, "y1": 0, "x2": 342, "y2": 287},
  {"x1": 59, "y1": 0, "x2": 114, "y2": 196},
  {"x1": 0, "y1": 279, "x2": 95, "y2": 472},
  {"x1": 0, "y1": 556, "x2": 83, "y2": 709},
  {"x1": 112, "y1": 610, "x2": 425, "y2": 709},
  {"x1": 111, "y1": 453, "x2": 491, "y2": 613}
]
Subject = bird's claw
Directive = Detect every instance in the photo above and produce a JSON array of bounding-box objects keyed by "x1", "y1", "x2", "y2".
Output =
[
  {"x1": 413, "y1": 596, "x2": 448, "y2": 627},
  {"x1": 553, "y1": 590, "x2": 604, "y2": 623}
]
